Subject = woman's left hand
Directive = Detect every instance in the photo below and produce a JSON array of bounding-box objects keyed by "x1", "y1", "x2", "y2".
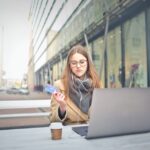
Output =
[{"x1": 52, "y1": 92, "x2": 66, "y2": 112}]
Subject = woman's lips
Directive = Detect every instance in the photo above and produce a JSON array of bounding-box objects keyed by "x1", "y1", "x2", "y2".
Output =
[{"x1": 76, "y1": 69, "x2": 82, "y2": 73}]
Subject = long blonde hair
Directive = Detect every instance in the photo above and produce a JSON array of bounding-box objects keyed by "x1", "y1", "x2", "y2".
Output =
[{"x1": 61, "y1": 44, "x2": 102, "y2": 97}]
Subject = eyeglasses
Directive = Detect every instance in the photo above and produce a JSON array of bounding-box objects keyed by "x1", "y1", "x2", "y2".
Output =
[{"x1": 70, "y1": 59, "x2": 87, "y2": 68}]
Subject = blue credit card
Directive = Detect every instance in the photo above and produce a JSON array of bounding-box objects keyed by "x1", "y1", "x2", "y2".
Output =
[{"x1": 44, "y1": 85, "x2": 57, "y2": 94}]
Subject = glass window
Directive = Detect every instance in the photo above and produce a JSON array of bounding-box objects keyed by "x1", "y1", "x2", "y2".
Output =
[
  {"x1": 124, "y1": 12, "x2": 147, "y2": 87},
  {"x1": 107, "y1": 27, "x2": 122, "y2": 88},
  {"x1": 93, "y1": 37, "x2": 105, "y2": 85}
]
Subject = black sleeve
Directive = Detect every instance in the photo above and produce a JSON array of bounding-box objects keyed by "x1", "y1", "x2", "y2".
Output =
[{"x1": 58, "y1": 107, "x2": 66, "y2": 120}]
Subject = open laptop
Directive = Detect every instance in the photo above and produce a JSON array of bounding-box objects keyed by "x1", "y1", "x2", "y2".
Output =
[{"x1": 72, "y1": 88, "x2": 150, "y2": 139}]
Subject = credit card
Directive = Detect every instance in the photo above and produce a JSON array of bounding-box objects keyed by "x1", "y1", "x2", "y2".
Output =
[{"x1": 44, "y1": 84, "x2": 57, "y2": 94}]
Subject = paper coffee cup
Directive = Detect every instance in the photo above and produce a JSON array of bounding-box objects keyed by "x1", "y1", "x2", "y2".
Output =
[{"x1": 50, "y1": 122, "x2": 62, "y2": 140}]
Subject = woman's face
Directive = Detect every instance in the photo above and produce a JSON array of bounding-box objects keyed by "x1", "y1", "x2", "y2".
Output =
[{"x1": 69, "y1": 53, "x2": 88, "y2": 79}]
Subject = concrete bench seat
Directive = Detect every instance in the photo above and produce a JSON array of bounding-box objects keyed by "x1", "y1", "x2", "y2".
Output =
[{"x1": 0, "y1": 100, "x2": 50, "y2": 118}]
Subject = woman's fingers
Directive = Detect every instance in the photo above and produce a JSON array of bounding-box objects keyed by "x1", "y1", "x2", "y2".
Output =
[{"x1": 53, "y1": 92, "x2": 65, "y2": 101}]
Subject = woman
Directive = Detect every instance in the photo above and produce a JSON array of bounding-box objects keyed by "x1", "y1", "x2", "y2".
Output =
[{"x1": 49, "y1": 44, "x2": 103, "y2": 125}]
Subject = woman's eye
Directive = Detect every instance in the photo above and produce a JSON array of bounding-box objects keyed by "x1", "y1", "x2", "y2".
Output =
[{"x1": 80, "y1": 61, "x2": 85, "y2": 64}]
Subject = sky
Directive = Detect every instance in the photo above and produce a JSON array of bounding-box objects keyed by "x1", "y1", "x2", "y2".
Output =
[
  {"x1": 0, "y1": 0, "x2": 89, "y2": 80},
  {"x1": 0, "y1": 0, "x2": 31, "y2": 80}
]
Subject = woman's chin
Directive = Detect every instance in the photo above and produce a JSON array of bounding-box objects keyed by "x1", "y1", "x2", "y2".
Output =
[{"x1": 74, "y1": 74, "x2": 85, "y2": 79}]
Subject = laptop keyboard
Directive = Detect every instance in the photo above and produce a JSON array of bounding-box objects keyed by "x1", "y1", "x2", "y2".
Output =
[{"x1": 72, "y1": 125, "x2": 88, "y2": 136}]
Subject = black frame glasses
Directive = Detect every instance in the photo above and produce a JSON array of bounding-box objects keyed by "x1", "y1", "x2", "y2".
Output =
[{"x1": 70, "y1": 59, "x2": 87, "y2": 68}]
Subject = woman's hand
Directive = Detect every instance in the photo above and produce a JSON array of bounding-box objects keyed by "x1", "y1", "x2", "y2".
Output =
[{"x1": 52, "y1": 92, "x2": 66, "y2": 112}]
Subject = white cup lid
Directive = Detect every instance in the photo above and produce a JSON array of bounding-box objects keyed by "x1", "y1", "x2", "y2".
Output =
[{"x1": 50, "y1": 122, "x2": 62, "y2": 129}]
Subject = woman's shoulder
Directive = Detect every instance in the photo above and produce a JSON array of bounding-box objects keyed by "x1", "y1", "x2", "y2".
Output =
[{"x1": 54, "y1": 79, "x2": 65, "y2": 91}]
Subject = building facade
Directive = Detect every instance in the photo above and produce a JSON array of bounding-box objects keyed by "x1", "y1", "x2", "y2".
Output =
[{"x1": 28, "y1": 0, "x2": 150, "y2": 90}]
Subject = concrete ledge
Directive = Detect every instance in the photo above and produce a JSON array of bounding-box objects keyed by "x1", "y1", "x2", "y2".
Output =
[
  {"x1": 0, "y1": 112, "x2": 50, "y2": 119},
  {"x1": 0, "y1": 100, "x2": 50, "y2": 109}
]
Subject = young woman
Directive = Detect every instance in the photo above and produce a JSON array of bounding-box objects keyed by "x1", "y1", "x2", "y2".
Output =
[{"x1": 49, "y1": 44, "x2": 103, "y2": 125}]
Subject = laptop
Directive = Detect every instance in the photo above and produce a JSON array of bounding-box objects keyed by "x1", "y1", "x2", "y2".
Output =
[{"x1": 72, "y1": 88, "x2": 150, "y2": 139}]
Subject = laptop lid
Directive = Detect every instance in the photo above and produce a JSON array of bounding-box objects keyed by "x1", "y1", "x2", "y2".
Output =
[{"x1": 86, "y1": 87, "x2": 150, "y2": 139}]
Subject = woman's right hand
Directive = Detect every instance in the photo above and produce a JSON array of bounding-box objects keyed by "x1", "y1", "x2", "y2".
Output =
[{"x1": 52, "y1": 92, "x2": 66, "y2": 112}]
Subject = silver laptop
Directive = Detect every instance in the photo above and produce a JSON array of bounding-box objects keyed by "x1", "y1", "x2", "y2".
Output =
[{"x1": 72, "y1": 88, "x2": 150, "y2": 139}]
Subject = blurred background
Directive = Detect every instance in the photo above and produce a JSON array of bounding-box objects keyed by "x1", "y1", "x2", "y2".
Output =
[{"x1": 0, "y1": 0, "x2": 150, "y2": 95}]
